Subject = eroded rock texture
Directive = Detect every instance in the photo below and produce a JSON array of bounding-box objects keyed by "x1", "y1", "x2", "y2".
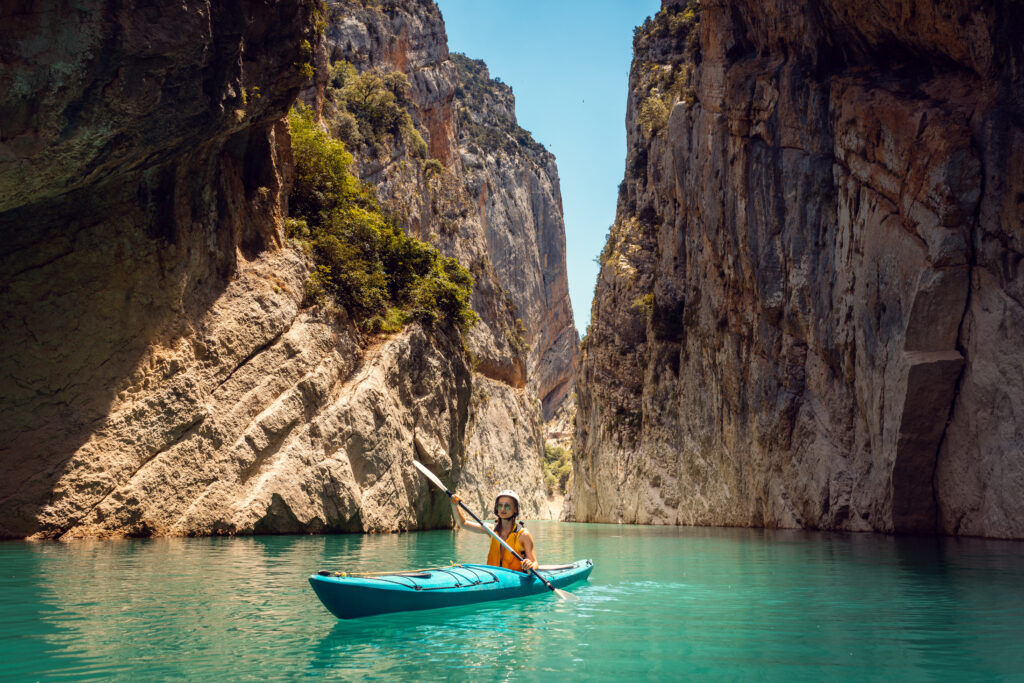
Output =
[
  {"x1": 312, "y1": 0, "x2": 577, "y2": 513},
  {"x1": 567, "y1": 0, "x2": 1024, "y2": 538},
  {"x1": 0, "y1": 0, "x2": 572, "y2": 538},
  {"x1": 0, "y1": 0, "x2": 323, "y2": 538},
  {"x1": 452, "y1": 54, "x2": 578, "y2": 421},
  {"x1": 317, "y1": 1, "x2": 577, "y2": 420}
]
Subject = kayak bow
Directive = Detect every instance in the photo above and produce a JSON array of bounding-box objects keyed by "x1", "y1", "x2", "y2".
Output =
[{"x1": 309, "y1": 559, "x2": 593, "y2": 619}]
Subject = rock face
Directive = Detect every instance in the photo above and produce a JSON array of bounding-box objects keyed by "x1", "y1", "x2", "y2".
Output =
[
  {"x1": 567, "y1": 0, "x2": 1024, "y2": 538},
  {"x1": 317, "y1": 2, "x2": 577, "y2": 421},
  {"x1": 452, "y1": 54, "x2": 578, "y2": 420},
  {"x1": 312, "y1": 0, "x2": 577, "y2": 513},
  {"x1": 0, "y1": 0, "x2": 573, "y2": 538},
  {"x1": 0, "y1": 0, "x2": 321, "y2": 538}
]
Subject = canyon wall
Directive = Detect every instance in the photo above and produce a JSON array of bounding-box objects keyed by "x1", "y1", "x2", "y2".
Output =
[
  {"x1": 314, "y1": 0, "x2": 577, "y2": 515},
  {"x1": 567, "y1": 0, "x2": 1024, "y2": 538},
  {"x1": 0, "y1": 0, "x2": 573, "y2": 538},
  {"x1": 452, "y1": 54, "x2": 578, "y2": 420},
  {"x1": 318, "y1": 1, "x2": 577, "y2": 421}
]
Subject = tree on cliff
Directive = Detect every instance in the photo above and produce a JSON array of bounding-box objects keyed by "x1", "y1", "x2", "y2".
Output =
[{"x1": 286, "y1": 105, "x2": 477, "y2": 333}]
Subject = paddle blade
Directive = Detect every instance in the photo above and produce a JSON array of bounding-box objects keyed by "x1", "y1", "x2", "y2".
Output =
[
  {"x1": 552, "y1": 587, "x2": 579, "y2": 602},
  {"x1": 412, "y1": 459, "x2": 450, "y2": 494}
]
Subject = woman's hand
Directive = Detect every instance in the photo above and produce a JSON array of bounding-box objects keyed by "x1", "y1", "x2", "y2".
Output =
[
  {"x1": 451, "y1": 494, "x2": 461, "y2": 505},
  {"x1": 521, "y1": 558, "x2": 536, "y2": 571}
]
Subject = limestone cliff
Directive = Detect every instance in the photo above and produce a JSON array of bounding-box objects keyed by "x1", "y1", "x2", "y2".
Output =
[
  {"x1": 311, "y1": 0, "x2": 577, "y2": 515},
  {"x1": 568, "y1": 0, "x2": 1024, "y2": 538},
  {"x1": 0, "y1": 0, "x2": 325, "y2": 538},
  {"x1": 316, "y1": 2, "x2": 577, "y2": 418},
  {"x1": 0, "y1": 0, "x2": 573, "y2": 538},
  {"x1": 452, "y1": 54, "x2": 578, "y2": 421}
]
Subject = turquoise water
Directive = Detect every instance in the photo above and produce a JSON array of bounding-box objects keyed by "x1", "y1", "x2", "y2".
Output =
[{"x1": 2, "y1": 522, "x2": 1024, "y2": 680}]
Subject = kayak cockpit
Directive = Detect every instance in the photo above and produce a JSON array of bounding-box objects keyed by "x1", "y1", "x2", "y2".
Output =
[{"x1": 309, "y1": 559, "x2": 593, "y2": 619}]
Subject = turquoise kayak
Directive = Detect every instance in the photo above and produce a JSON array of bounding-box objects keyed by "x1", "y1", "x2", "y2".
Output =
[{"x1": 309, "y1": 559, "x2": 593, "y2": 619}]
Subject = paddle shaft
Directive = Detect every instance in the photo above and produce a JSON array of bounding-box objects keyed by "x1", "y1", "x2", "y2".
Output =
[
  {"x1": 457, "y1": 500, "x2": 563, "y2": 594},
  {"x1": 413, "y1": 461, "x2": 560, "y2": 594}
]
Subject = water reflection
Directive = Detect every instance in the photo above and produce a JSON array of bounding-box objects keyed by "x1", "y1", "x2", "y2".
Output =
[
  {"x1": 2, "y1": 523, "x2": 1024, "y2": 680},
  {"x1": 308, "y1": 587, "x2": 594, "y2": 679}
]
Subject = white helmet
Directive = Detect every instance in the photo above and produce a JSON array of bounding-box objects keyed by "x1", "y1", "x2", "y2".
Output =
[{"x1": 493, "y1": 489, "x2": 521, "y2": 514}]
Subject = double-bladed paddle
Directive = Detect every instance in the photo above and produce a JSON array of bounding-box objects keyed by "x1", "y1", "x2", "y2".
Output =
[{"x1": 412, "y1": 459, "x2": 578, "y2": 602}]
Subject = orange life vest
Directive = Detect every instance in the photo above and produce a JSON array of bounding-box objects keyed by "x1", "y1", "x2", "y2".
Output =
[{"x1": 486, "y1": 522, "x2": 527, "y2": 572}]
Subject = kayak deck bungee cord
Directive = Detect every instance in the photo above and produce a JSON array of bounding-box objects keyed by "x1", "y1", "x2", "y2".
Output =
[
  {"x1": 320, "y1": 564, "x2": 501, "y2": 589},
  {"x1": 309, "y1": 559, "x2": 593, "y2": 619}
]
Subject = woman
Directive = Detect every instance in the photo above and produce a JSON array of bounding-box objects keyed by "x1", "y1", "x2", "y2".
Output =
[{"x1": 450, "y1": 489, "x2": 538, "y2": 572}]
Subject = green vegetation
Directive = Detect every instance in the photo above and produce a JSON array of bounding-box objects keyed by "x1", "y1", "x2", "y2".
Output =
[
  {"x1": 451, "y1": 53, "x2": 492, "y2": 101},
  {"x1": 511, "y1": 317, "x2": 529, "y2": 355},
  {"x1": 543, "y1": 445, "x2": 572, "y2": 495},
  {"x1": 296, "y1": 36, "x2": 316, "y2": 79},
  {"x1": 287, "y1": 105, "x2": 478, "y2": 332},
  {"x1": 423, "y1": 158, "x2": 444, "y2": 179},
  {"x1": 634, "y1": 0, "x2": 702, "y2": 53},
  {"x1": 451, "y1": 53, "x2": 548, "y2": 158},
  {"x1": 307, "y1": 0, "x2": 328, "y2": 35},
  {"x1": 632, "y1": 292, "x2": 654, "y2": 319},
  {"x1": 324, "y1": 60, "x2": 429, "y2": 159},
  {"x1": 634, "y1": 0, "x2": 702, "y2": 136},
  {"x1": 638, "y1": 94, "x2": 671, "y2": 137}
]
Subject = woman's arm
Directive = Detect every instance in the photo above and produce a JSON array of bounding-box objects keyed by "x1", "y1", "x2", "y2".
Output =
[
  {"x1": 450, "y1": 495, "x2": 489, "y2": 534},
  {"x1": 519, "y1": 529, "x2": 538, "y2": 571}
]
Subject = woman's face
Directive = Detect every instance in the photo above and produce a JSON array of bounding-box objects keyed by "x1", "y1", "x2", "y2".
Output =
[{"x1": 495, "y1": 496, "x2": 517, "y2": 518}]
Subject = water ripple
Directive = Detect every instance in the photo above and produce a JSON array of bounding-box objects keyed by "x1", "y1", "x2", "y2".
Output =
[{"x1": 2, "y1": 525, "x2": 1024, "y2": 680}]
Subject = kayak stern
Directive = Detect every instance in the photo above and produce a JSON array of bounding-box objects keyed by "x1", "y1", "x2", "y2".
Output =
[{"x1": 309, "y1": 559, "x2": 593, "y2": 619}]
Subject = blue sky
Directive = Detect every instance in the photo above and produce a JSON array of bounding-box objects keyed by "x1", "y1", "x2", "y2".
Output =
[{"x1": 434, "y1": 0, "x2": 661, "y2": 332}]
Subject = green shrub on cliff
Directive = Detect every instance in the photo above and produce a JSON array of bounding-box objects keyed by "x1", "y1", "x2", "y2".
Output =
[
  {"x1": 324, "y1": 60, "x2": 428, "y2": 159},
  {"x1": 635, "y1": 0, "x2": 701, "y2": 52},
  {"x1": 632, "y1": 292, "x2": 655, "y2": 319},
  {"x1": 451, "y1": 53, "x2": 548, "y2": 159},
  {"x1": 543, "y1": 445, "x2": 572, "y2": 495},
  {"x1": 287, "y1": 104, "x2": 478, "y2": 332},
  {"x1": 635, "y1": 0, "x2": 702, "y2": 136},
  {"x1": 638, "y1": 94, "x2": 671, "y2": 136}
]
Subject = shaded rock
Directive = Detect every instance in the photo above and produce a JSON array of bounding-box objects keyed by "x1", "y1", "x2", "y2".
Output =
[
  {"x1": 0, "y1": 0, "x2": 573, "y2": 537},
  {"x1": 0, "y1": 0, "x2": 318, "y2": 538},
  {"x1": 452, "y1": 54, "x2": 579, "y2": 420},
  {"x1": 568, "y1": 0, "x2": 1024, "y2": 538}
]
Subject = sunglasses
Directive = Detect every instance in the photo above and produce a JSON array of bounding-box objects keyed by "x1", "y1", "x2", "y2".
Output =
[{"x1": 496, "y1": 502, "x2": 516, "y2": 511}]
